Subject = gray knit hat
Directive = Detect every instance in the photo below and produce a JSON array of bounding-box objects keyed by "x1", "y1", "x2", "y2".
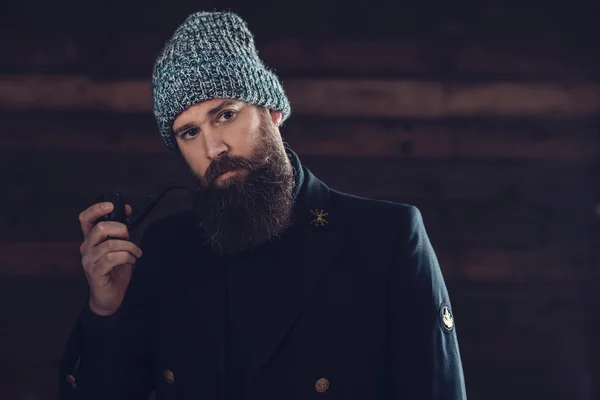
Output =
[{"x1": 152, "y1": 11, "x2": 292, "y2": 151}]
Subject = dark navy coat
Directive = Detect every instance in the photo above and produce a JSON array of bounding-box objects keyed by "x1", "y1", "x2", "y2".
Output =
[{"x1": 59, "y1": 154, "x2": 467, "y2": 400}]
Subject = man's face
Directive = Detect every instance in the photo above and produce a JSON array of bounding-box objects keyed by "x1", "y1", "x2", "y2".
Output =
[
  {"x1": 171, "y1": 99, "x2": 295, "y2": 256},
  {"x1": 173, "y1": 98, "x2": 281, "y2": 186}
]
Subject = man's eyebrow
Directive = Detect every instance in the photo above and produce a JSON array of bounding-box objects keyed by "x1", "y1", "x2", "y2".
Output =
[
  {"x1": 206, "y1": 100, "x2": 240, "y2": 118},
  {"x1": 173, "y1": 122, "x2": 197, "y2": 136},
  {"x1": 172, "y1": 100, "x2": 241, "y2": 136}
]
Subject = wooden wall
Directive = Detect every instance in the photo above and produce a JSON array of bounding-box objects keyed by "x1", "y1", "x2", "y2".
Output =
[{"x1": 1, "y1": 0, "x2": 599, "y2": 399}]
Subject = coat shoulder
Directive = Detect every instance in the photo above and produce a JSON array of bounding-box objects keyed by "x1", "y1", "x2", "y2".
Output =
[{"x1": 330, "y1": 189, "x2": 424, "y2": 235}]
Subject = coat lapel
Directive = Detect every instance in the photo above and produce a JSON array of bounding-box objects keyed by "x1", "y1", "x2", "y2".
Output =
[{"x1": 246, "y1": 167, "x2": 346, "y2": 381}]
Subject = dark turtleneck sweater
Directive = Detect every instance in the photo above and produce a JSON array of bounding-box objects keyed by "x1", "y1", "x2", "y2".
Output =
[{"x1": 222, "y1": 148, "x2": 305, "y2": 398}]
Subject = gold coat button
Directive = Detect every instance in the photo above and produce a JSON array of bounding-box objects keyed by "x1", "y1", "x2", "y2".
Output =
[
  {"x1": 164, "y1": 369, "x2": 175, "y2": 385},
  {"x1": 66, "y1": 374, "x2": 76, "y2": 389},
  {"x1": 315, "y1": 377, "x2": 329, "y2": 393}
]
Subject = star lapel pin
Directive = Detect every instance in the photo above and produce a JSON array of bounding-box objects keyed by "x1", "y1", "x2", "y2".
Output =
[{"x1": 310, "y1": 209, "x2": 329, "y2": 227}]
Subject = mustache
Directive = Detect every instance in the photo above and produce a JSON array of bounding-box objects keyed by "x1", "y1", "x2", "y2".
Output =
[{"x1": 201, "y1": 154, "x2": 264, "y2": 187}]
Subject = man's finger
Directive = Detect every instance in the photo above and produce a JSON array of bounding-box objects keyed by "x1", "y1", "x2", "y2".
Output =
[{"x1": 79, "y1": 202, "x2": 114, "y2": 238}]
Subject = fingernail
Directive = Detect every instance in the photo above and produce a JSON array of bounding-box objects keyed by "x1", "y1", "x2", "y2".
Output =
[{"x1": 102, "y1": 203, "x2": 111, "y2": 210}]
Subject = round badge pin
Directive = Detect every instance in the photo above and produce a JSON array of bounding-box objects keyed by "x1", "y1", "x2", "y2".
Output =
[{"x1": 441, "y1": 305, "x2": 454, "y2": 332}]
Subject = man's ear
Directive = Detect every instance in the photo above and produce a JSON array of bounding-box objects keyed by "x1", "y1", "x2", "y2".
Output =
[{"x1": 269, "y1": 110, "x2": 283, "y2": 127}]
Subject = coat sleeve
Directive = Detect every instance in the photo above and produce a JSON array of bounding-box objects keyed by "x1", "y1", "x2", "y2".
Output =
[
  {"x1": 59, "y1": 221, "x2": 163, "y2": 400},
  {"x1": 386, "y1": 206, "x2": 467, "y2": 399}
]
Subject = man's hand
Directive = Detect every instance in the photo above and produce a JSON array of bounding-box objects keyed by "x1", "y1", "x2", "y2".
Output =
[{"x1": 78, "y1": 202, "x2": 143, "y2": 316}]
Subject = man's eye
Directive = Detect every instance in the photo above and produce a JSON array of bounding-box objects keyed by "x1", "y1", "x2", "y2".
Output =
[
  {"x1": 182, "y1": 128, "x2": 199, "y2": 139},
  {"x1": 219, "y1": 111, "x2": 235, "y2": 122}
]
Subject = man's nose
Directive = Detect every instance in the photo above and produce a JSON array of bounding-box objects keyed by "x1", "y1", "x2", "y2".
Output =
[{"x1": 204, "y1": 129, "x2": 228, "y2": 160}]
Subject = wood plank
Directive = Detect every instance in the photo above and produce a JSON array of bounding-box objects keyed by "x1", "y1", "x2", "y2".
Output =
[
  {"x1": 2, "y1": 153, "x2": 595, "y2": 204},
  {"x1": 0, "y1": 187, "x2": 190, "y2": 243},
  {"x1": 0, "y1": 365, "x2": 60, "y2": 400},
  {"x1": 450, "y1": 282, "x2": 588, "y2": 379},
  {"x1": 1, "y1": 153, "x2": 596, "y2": 242},
  {"x1": 2, "y1": 75, "x2": 600, "y2": 117},
  {"x1": 1, "y1": 111, "x2": 599, "y2": 159},
  {"x1": 1, "y1": 324, "x2": 72, "y2": 364},
  {"x1": 0, "y1": 0, "x2": 596, "y2": 41},
  {"x1": 289, "y1": 118, "x2": 600, "y2": 159},
  {"x1": 0, "y1": 276, "x2": 87, "y2": 317},
  {"x1": 440, "y1": 245, "x2": 593, "y2": 282},
  {"x1": 260, "y1": 37, "x2": 600, "y2": 81},
  {"x1": 1, "y1": 34, "x2": 599, "y2": 81},
  {"x1": 463, "y1": 364, "x2": 589, "y2": 400},
  {"x1": 0, "y1": 241, "x2": 591, "y2": 282},
  {"x1": 2, "y1": 187, "x2": 595, "y2": 247},
  {"x1": 0, "y1": 242, "x2": 82, "y2": 276},
  {"x1": 584, "y1": 277, "x2": 600, "y2": 400},
  {"x1": 0, "y1": 185, "x2": 596, "y2": 247}
]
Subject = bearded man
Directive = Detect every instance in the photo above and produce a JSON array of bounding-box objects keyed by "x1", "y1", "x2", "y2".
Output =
[{"x1": 59, "y1": 11, "x2": 467, "y2": 400}]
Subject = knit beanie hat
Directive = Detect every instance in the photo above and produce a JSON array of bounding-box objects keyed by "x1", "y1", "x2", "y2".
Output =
[{"x1": 151, "y1": 11, "x2": 292, "y2": 151}]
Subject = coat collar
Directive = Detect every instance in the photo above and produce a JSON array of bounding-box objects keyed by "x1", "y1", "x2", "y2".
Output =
[{"x1": 177, "y1": 149, "x2": 347, "y2": 381}]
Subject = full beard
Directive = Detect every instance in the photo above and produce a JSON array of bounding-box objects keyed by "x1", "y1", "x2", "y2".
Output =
[{"x1": 185, "y1": 114, "x2": 295, "y2": 256}]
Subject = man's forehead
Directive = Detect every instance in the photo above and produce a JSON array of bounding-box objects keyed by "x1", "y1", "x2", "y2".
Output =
[{"x1": 185, "y1": 98, "x2": 244, "y2": 114}]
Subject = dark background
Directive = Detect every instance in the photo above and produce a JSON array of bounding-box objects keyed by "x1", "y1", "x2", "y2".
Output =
[{"x1": 1, "y1": 0, "x2": 599, "y2": 399}]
